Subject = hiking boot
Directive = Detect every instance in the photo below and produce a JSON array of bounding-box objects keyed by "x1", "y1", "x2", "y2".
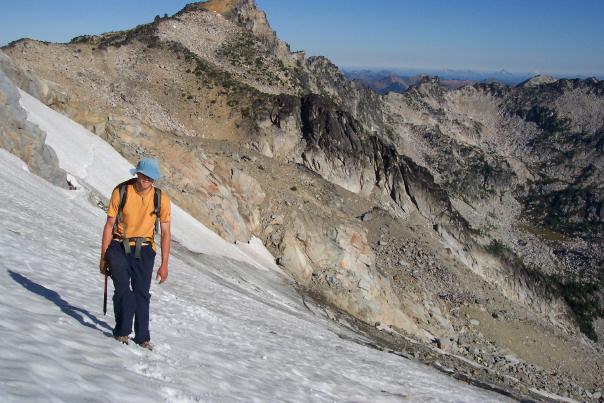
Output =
[
  {"x1": 114, "y1": 335, "x2": 129, "y2": 345},
  {"x1": 138, "y1": 341, "x2": 153, "y2": 351}
]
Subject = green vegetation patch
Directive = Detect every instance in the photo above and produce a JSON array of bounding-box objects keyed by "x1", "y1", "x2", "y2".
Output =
[
  {"x1": 70, "y1": 21, "x2": 160, "y2": 49},
  {"x1": 523, "y1": 179, "x2": 603, "y2": 238},
  {"x1": 553, "y1": 270, "x2": 604, "y2": 341},
  {"x1": 215, "y1": 32, "x2": 293, "y2": 88},
  {"x1": 428, "y1": 139, "x2": 515, "y2": 202},
  {"x1": 523, "y1": 105, "x2": 571, "y2": 133},
  {"x1": 518, "y1": 223, "x2": 569, "y2": 243}
]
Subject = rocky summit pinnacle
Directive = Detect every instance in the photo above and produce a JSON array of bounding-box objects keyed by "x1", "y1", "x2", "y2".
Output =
[
  {"x1": 180, "y1": 0, "x2": 283, "y2": 53},
  {"x1": 182, "y1": 0, "x2": 267, "y2": 29},
  {"x1": 183, "y1": 0, "x2": 242, "y2": 17}
]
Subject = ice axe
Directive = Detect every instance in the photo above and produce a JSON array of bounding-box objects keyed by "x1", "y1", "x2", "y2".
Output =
[{"x1": 103, "y1": 273, "x2": 108, "y2": 315}]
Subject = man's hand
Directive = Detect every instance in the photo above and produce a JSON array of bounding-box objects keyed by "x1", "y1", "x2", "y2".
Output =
[
  {"x1": 99, "y1": 257, "x2": 109, "y2": 276},
  {"x1": 156, "y1": 264, "x2": 168, "y2": 284},
  {"x1": 100, "y1": 216, "x2": 115, "y2": 276},
  {"x1": 157, "y1": 220, "x2": 171, "y2": 285}
]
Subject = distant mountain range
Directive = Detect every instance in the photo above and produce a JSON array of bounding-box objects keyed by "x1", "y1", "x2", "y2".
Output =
[
  {"x1": 342, "y1": 71, "x2": 475, "y2": 93},
  {"x1": 343, "y1": 68, "x2": 603, "y2": 94}
]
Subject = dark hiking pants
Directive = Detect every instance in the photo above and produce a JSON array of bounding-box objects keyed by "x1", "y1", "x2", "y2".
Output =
[{"x1": 106, "y1": 240, "x2": 155, "y2": 344}]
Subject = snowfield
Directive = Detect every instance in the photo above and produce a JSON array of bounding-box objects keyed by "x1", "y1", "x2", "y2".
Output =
[{"x1": 0, "y1": 91, "x2": 509, "y2": 401}]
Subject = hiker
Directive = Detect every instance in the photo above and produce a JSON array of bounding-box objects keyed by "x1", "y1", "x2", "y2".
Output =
[{"x1": 99, "y1": 158, "x2": 171, "y2": 350}]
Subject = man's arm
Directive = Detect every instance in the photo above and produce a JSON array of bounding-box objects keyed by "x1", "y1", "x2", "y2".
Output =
[
  {"x1": 156, "y1": 220, "x2": 171, "y2": 284},
  {"x1": 100, "y1": 216, "x2": 116, "y2": 274}
]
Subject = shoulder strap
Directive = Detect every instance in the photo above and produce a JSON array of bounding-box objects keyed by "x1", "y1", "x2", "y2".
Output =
[
  {"x1": 153, "y1": 187, "x2": 162, "y2": 236},
  {"x1": 113, "y1": 178, "x2": 137, "y2": 237}
]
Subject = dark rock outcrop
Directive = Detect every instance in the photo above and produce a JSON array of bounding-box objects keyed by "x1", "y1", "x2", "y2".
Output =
[
  {"x1": 301, "y1": 57, "x2": 385, "y2": 134},
  {"x1": 300, "y1": 93, "x2": 455, "y2": 219}
]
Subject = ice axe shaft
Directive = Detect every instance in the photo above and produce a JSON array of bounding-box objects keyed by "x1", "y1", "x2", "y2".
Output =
[{"x1": 103, "y1": 273, "x2": 108, "y2": 315}]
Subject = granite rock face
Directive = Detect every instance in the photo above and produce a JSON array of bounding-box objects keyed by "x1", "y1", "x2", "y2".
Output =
[
  {"x1": 0, "y1": 48, "x2": 68, "y2": 107},
  {"x1": 277, "y1": 207, "x2": 434, "y2": 341},
  {"x1": 99, "y1": 115, "x2": 263, "y2": 243},
  {"x1": 0, "y1": 50, "x2": 66, "y2": 188},
  {"x1": 384, "y1": 77, "x2": 604, "y2": 339}
]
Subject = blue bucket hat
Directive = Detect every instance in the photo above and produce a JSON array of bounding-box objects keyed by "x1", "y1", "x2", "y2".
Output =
[{"x1": 130, "y1": 158, "x2": 162, "y2": 181}]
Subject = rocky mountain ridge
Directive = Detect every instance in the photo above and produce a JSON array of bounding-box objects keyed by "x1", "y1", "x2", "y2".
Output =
[
  {"x1": 2, "y1": 0, "x2": 603, "y2": 400},
  {"x1": 344, "y1": 71, "x2": 477, "y2": 93}
]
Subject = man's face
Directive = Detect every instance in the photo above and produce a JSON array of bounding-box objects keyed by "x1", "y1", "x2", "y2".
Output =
[{"x1": 136, "y1": 172, "x2": 154, "y2": 190}]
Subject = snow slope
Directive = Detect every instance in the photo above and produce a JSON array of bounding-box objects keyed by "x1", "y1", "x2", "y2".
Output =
[{"x1": 0, "y1": 91, "x2": 509, "y2": 401}]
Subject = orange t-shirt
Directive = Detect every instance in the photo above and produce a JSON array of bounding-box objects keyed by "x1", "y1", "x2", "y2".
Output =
[{"x1": 107, "y1": 183, "x2": 171, "y2": 241}]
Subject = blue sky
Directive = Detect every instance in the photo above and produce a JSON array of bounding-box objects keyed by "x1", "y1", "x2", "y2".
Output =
[{"x1": 1, "y1": 0, "x2": 602, "y2": 77}]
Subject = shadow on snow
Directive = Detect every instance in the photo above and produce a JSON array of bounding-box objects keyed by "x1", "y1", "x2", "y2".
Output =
[{"x1": 9, "y1": 270, "x2": 113, "y2": 336}]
